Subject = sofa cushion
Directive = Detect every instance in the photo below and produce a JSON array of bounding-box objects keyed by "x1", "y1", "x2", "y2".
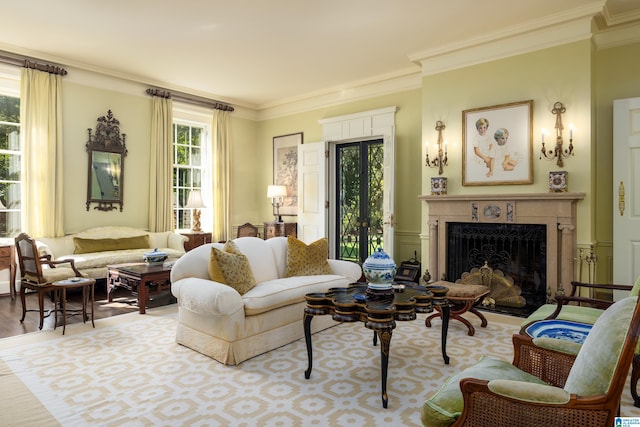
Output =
[
  {"x1": 285, "y1": 236, "x2": 332, "y2": 277},
  {"x1": 208, "y1": 248, "x2": 226, "y2": 283},
  {"x1": 213, "y1": 241, "x2": 256, "y2": 295},
  {"x1": 73, "y1": 235, "x2": 150, "y2": 254},
  {"x1": 242, "y1": 275, "x2": 348, "y2": 315},
  {"x1": 62, "y1": 248, "x2": 182, "y2": 270}
]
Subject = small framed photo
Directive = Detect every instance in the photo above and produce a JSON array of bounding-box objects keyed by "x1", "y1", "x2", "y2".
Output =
[
  {"x1": 462, "y1": 100, "x2": 533, "y2": 186},
  {"x1": 273, "y1": 132, "x2": 303, "y2": 216}
]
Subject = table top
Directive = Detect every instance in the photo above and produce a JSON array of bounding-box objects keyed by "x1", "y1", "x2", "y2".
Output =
[
  {"x1": 54, "y1": 277, "x2": 96, "y2": 286},
  {"x1": 306, "y1": 282, "x2": 448, "y2": 323},
  {"x1": 108, "y1": 262, "x2": 173, "y2": 276}
]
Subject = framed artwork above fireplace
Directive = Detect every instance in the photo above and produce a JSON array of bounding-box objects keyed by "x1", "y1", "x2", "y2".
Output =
[{"x1": 462, "y1": 100, "x2": 533, "y2": 186}]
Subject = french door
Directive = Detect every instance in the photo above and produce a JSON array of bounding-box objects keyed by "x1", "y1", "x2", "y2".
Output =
[{"x1": 335, "y1": 139, "x2": 384, "y2": 263}]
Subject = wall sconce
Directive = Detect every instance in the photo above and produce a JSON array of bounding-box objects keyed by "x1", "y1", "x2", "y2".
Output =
[
  {"x1": 267, "y1": 185, "x2": 287, "y2": 223},
  {"x1": 425, "y1": 120, "x2": 448, "y2": 175},
  {"x1": 185, "y1": 189, "x2": 206, "y2": 232},
  {"x1": 540, "y1": 101, "x2": 574, "y2": 167}
]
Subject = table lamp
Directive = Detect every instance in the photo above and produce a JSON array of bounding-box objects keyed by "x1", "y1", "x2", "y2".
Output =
[
  {"x1": 267, "y1": 185, "x2": 287, "y2": 223},
  {"x1": 186, "y1": 190, "x2": 206, "y2": 232}
]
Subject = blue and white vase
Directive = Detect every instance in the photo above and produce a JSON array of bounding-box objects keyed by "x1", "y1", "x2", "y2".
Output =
[{"x1": 362, "y1": 247, "x2": 396, "y2": 291}]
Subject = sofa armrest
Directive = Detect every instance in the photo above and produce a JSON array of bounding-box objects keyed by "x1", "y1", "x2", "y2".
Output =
[
  {"x1": 328, "y1": 259, "x2": 362, "y2": 282},
  {"x1": 172, "y1": 277, "x2": 243, "y2": 316},
  {"x1": 168, "y1": 232, "x2": 189, "y2": 252}
]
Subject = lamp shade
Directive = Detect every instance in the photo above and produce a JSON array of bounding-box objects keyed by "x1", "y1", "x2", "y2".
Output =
[
  {"x1": 267, "y1": 185, "x2": 287, "y2": 199},
  {"x1": 185, "y1": 190, "x2": 206, "y2": 209}
]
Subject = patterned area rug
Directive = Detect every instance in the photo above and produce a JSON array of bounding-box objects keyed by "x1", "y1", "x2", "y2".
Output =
[{"x1": 1, "y1": 305, "x2": 639, "y2": 426}]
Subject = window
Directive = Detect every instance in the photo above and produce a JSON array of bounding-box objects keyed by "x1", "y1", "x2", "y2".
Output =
[
  {"x1": 173, "y1": 115, "x2": 210, "y2": 231},
  {"x1": 0, "y1": 74, "x2": 20, "y2": 238}
]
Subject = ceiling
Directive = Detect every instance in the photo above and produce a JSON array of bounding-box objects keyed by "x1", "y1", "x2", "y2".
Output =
[{"x1": 0, "y1": 0, "x2": 638, "y2": 111}]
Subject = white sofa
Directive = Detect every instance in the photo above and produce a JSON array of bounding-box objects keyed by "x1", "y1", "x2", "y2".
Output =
[
  {"x1": 36, "y1": 226, "x2": 188, "y2": 279},
  {"x1": 170, "y1": 236, "x2": 362, "y2": 365}
]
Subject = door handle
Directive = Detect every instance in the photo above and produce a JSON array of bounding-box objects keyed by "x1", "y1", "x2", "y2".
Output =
[{"x1": 619, "y1": 181, "x2": 625, "y2": 216}]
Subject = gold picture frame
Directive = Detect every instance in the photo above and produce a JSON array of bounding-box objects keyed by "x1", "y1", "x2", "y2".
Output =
[
  {"x1": 462, "y1": 100, "x2": 533, "y2": 186},
  {"x1": 273, "y1": 132, "x2": 303, "y2": 216}
]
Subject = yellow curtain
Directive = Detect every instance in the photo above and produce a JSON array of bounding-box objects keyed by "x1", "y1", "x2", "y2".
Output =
[
  {"x1": 148, "y1": 96, "x2": 174, "y2": 232},
  {"x1": 211, "y1": 109, "x2": 230, "y2": 242},
  {"x1": 20, "y1": 68, "x2": 64, "y2": 237}
]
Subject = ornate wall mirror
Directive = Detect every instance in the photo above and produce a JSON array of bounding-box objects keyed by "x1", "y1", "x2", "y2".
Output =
[{"x1": 86, "y1": 110, "x2": 127, "y2": 211}]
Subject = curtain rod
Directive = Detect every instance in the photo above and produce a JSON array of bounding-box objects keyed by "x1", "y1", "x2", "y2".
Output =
[
  {"x1": 0, "y1": 52, "x2": 67, "y2": 75},
  {"x1": 146, "y1": 88, "x2": 234, "y2": 112}
]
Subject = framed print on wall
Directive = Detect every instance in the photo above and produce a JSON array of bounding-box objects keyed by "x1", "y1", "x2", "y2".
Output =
[
  {"x1": 462, "y1": 100, "x2": 533, "y2": 186},
  {"x1": 273, "y1": 132, "x2": 303, "y2": 216}
]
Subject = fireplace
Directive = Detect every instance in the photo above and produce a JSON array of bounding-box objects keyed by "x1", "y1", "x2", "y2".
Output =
[
  {"x1": 419, "y1": 193, "x2": 585, "y2": 317},
  {"x1": 447, "y1": 222, "x2": 547, "y2": 316}
]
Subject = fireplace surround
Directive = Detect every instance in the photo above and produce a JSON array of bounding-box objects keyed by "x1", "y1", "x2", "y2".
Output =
[{"x1": 419, "y1": 193, "x2": 585, "y2": 314}]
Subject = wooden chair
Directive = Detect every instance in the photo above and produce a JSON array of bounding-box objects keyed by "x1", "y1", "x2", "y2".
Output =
[
  {"x1": 237, "y1": 222, "x2": 259, "y2": 238},
  {"x1": 15, "y1": 232, "x2": 85, "y2": 330},
  {"x1": 422, "y1": 296, "x2": 640, "y2": 427}
]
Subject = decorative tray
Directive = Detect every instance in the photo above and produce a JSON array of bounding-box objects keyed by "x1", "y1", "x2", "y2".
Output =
[{"x1": 525, "y1": 319, "x2": 593, "y2": 344}]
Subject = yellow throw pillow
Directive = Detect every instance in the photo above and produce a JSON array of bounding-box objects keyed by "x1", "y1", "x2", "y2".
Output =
[
  {"x1": 285, "y1": 236, "x2": 333, "y2": 277},
  {"x1": 213, "y1": 240, "x2": 256, "y2": 295},
  {"x1": 208, "y1": 248, "x2": 226, "y2": 283}
]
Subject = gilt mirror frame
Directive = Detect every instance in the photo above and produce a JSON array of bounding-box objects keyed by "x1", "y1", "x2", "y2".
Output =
[{"x1": 86, "y1": 110, "x2": 127, "y2": 211}]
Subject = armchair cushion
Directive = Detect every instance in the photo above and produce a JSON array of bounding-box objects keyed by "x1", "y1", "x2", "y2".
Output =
[
  {"x1": 532, "y1": 337, "x2": 582, "y2": 356},
  {"x1": 488, "y1": 379, "x2": 570, "y2": 404},
  {"x1": 422, "y1": 356, "x2": 547, "y2": 427}
]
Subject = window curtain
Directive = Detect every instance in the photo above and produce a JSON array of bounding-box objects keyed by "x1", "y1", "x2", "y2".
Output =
[
  {"x1": 148, "y1": 96, "x2": 174, "y2": 232},
  {"x1": 211, "y1": 109, "x2": 230, "y2": 242},
  {"x1": 20, "y1": 67, "x2": 64, "y2": 237}
]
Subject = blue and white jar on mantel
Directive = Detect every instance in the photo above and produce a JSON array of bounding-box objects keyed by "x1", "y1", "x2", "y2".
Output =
[{"x1": 362, "y1": 247, "x2": 396, "y2": 291}]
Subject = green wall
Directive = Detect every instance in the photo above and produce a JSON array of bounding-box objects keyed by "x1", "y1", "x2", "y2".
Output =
[
  {"x1": 255, "y1": 89, "x2": 423, "y2": 260},
  {"x1": 52, "y1": 38, "x2": 639, "y2": 283},
  {"x1": 592, "y1": 41, "x2": 640, "y2": 280}
]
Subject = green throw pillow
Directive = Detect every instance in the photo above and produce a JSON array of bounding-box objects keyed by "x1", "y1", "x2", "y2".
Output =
[
  {"x1": 285, "y1": 236, "x2": 332, "y2": 277},
  {"x1": 73, "y1": 235, "x2": 150, "y2": 254},
  {"x1": 213, "y1": 240, "x2": 256, "y2": 295}
]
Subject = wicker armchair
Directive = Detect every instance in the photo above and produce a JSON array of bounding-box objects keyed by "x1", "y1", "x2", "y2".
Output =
[
  {"x1": 422, "y1": 296, "x2": 640, "y2": 427},
  {"x1": 522, "y1": 278, "x2": 640, "y2": 406}
]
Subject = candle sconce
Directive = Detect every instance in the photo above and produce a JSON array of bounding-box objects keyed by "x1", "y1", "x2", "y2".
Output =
[
  {"x1": 540, "y1": 101, "x2": 574, "y2": 167},
  {"x1": 425, "y1": 120, "x2": 448, "y2": 175}
]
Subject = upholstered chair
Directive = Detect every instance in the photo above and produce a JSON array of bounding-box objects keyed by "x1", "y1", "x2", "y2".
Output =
[{"x1": 422, "y1": 296, "x2": 640, "y2": 427}]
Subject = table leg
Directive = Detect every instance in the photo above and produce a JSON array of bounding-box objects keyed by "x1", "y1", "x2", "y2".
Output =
[
  {"x1": 107, "y1": 270, "x2": 115, "y2": 302},
  {"x1": 138, "y1": 278, "x2": 148, "y2": 314},
  {"x1": 304, "y1": 312, "x2": 314, "y2": 379},
  {"x1": 61, "y1": 288, "x2": 67, "y2": 335},
  {"x1": 377, "y1": 329, "x2": 392, "y2": 408},
  {"x1": 89, "y1": 282, "x2": 95, "y2": 328},
  {"x1": 440, "y1": 304, "x2": 450, "y2": 365}
]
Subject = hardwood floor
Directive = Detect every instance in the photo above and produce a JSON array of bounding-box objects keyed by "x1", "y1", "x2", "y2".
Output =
[{"x1": 0, "y1": 279, "x2": 174, "y2": 338}]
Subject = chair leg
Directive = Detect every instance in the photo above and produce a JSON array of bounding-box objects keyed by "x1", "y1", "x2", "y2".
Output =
[
  {"x1": 631, "y1": 353, "x2": 640, "y2": 407},
  {"x1": 38, "y1": 289, "x2": 46, "y2": 330},
  {"x1": 19, "y1": 285, "x2": 27, "y2": 322}
]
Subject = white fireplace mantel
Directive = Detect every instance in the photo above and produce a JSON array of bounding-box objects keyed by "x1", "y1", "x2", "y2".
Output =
[{"x1": 419, "y1": 192, "x2": 585, "y2": 294}]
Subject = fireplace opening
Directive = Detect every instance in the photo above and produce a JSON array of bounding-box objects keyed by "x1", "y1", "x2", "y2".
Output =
[{"x1": 446, "y1": 222, "x2": 547, "y2": 317}]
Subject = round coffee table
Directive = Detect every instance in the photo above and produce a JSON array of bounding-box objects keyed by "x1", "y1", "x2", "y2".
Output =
[{"x1": 53, "y1": 277, "x2": 96, "y2": 334}]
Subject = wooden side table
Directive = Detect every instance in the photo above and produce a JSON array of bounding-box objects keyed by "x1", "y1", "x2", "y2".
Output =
[
  {"x1": 263, "y1": 222, "x2": 297, "y2": 239},
  {"x1": 0, "y1": 244, "x2": 16, "y2": 300},
  {"x1": 181, "y1": 232, "x2": 212, "y2": 251},
  {"x1": 53, "y1": 277, "x2": 96, "y2": 335}
]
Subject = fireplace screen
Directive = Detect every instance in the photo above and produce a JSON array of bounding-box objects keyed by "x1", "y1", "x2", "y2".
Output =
[{"x1": 446, "y1": 222, "x2": 547, "y2": 316}]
